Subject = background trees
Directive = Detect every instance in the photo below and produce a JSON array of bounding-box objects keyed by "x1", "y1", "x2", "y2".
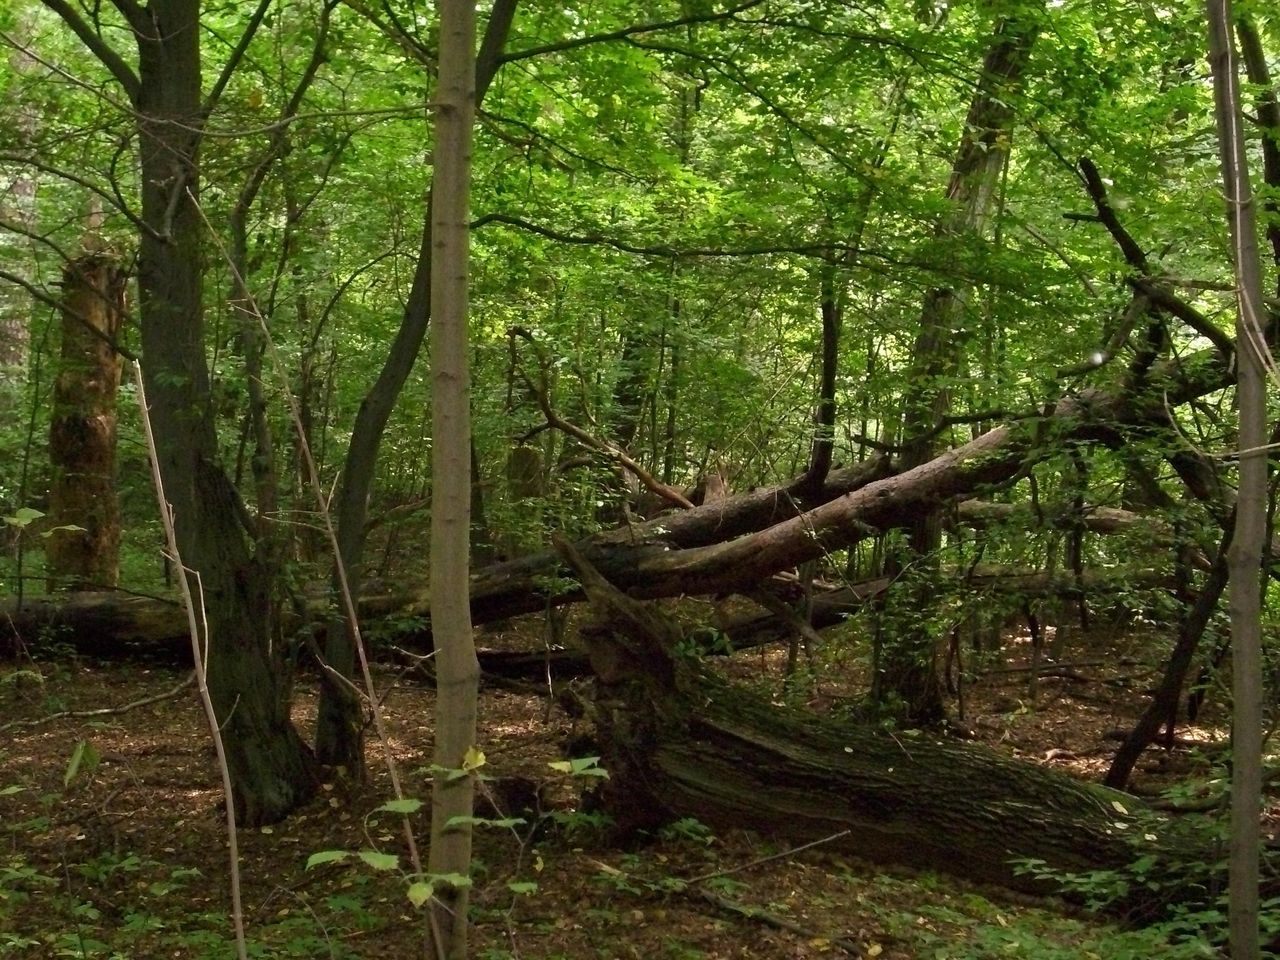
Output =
[{"x1": 0, "y1": 0, "x2": 1277, "y2": 949}]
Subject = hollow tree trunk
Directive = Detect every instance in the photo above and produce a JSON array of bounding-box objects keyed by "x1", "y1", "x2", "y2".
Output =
[{"x1": 46, "y1": 254, "x2": 127, "y2": 589}]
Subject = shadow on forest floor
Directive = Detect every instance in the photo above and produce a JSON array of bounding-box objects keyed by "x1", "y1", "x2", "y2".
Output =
[{"x1": 0, "y1": 613, "x2": 1264, "y2": 959}]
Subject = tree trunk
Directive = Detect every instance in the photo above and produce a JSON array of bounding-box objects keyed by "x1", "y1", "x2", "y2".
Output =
[
  {"x1": 884, "y1": 9, "x2": 1042, "y2": 722},
  {"x1": 1103, "y1": 528, "x2": 1230, "y2": 790},
  {"x1": 313, "y1": 0, "x2": 518, "y2": 775},
  {"x1": 127, "y1": 0, "x2": 315, "y2": 825},
  {"x1": 426, "y1": 2, "x2": 480, "y2": 955},
  {"x1": 1206, "y1": 5, "x2": 1269, "y2": 955},
  {"x1": 46, "y1": 254, "x2": 126, "y2": 589},
  {"x1": 555, "y1": 537, "x2": 1250, "y2": 921}
]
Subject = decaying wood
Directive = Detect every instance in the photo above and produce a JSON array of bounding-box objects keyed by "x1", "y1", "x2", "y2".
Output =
[
  {"x1": 444, "y1": 344, "x2": 1234, "y2": 628},
  {"x1": 0, "y1": 562, "x2": 1168, "y2": 669},
  {"x1": 552, "y1": 534, "x2": 1251, "y2": 918}
]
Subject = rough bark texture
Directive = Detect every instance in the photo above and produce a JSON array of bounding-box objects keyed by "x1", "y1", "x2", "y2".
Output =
[
  {"x1": 46, "y1": 255, "x2": 126, "y2": 589},
  {"x1": 127, "y1": 0, "x2": 315, "y2": 825},
  {"x1": 887, "y1": 9, "x2": 1042, "y2": 723},
  {"x1": 555, "y1": 537, "x2": 1251, "y2": 921}
]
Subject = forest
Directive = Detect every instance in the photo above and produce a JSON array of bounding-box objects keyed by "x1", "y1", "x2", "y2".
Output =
[{"x1": 1, "y1": 0, "x2": 1279, "y2": 957}]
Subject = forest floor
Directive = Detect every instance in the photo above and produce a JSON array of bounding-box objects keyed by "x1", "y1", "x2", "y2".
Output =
[{"x1": 0, "y1": 606, "x2": 1263, "y2": 959}]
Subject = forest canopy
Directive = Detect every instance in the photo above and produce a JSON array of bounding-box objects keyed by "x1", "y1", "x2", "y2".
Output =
[{"x1": 1, "y1": 0, "x2": 1279, "y2": 957}]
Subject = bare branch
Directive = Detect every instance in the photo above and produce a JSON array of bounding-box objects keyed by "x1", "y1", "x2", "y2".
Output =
[
  {"x1": 510, "y1": 326, "x2": 694, "y2": 510},
  {"x1": 203, "y1": 0, "x2": 277, "y2": 119},
  {"x1": 0, "y1": 268, "x2": 138, "y2": 361},
  {"x1": 0, "y1": 672, "x2": 193, "y2": 733}
]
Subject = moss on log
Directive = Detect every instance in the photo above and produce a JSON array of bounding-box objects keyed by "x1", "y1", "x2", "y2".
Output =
[{"x1": 552, "y1": 535, "x2": 1245, "y2": 920}]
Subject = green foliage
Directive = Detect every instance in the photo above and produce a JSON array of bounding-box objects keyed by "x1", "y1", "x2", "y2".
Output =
[
  {"x1": 1011, "y1": 800, "x2": 1280, "y2": 957},
  {"x1": 547, "y1": 755, "x2": 609, "y2": 779},
  {"x1": 62, "y1": 739, "x2": 99, "y2": 789}
]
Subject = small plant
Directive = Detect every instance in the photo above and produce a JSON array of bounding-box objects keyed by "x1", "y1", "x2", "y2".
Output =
[{"x1": 658, "y1": 817, "x2": 715, "y2": 846}]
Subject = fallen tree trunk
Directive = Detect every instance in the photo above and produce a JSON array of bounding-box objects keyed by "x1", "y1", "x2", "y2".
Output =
[
  {"x1": 555, "y1": 535, "x2": 1252, "y2": 918},
  {"x1": 0, "y1": 591, "x2": 596, "y2": 680},
  {"x1": 446, "y1": 347, "x2": 1233, "y2": 626},
  {"x1": 3, "y1": 350, "x2": 1233, "y2": 649},
  {"x1": 0, "y1": 563, "x2": 1169, "y2": 664}
]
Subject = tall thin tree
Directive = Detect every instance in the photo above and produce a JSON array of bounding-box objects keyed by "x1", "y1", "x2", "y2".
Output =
[
  {"x1": 1206, "y1": 1, "x2": 1267, "y2": 957},
  {"x1": 426, "y1": 0, "x2": 479, "y2": 955}
]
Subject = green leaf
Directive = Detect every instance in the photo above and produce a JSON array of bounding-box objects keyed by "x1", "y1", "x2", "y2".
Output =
[
  {"x1": 63, "y1": 740, "x2": 99, "y2": 788},
  {"x1": 376, "y1": 798, "x2": 423, "y2": 815},
  {"x1": 508, "y1": 880, "x2": 538, "y2": 895},
  {"x1": 445, "y1": 814, "x2": 526, "y2": 829},
  {"x1": 0, "y1": 785, "x2": 23, "y2": 797},
  {"x1": 427, "y1": 872, "x2": 472, "y2": 889},
  {"x1": 39, "y1": 524, "x2": 86, "y2": 540},
  {"x1": 3, "y1": 507, "x2": 44, "y2": 528},
  {"x1": 549, "y1": 756, "x2": 609, "y2": 778},
  {"x1": 406, "y1": 880, "x2": 434, "y2": 907},
  {"x1": 305, "y1": 850, "x2": 351, "y2": 870},
  {"x1": 357, "y1": 850, "x2": 400, "y2": 871}
]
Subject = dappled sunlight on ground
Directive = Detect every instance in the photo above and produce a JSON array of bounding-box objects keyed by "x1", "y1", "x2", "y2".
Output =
[{"x1": 0, "y1": 614, "x2": 1253, "y2": 958}]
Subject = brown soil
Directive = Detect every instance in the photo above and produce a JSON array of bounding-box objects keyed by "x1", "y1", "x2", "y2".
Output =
[{"x1": 0, "y1": 609, "x2": 1260, "y2": 959}]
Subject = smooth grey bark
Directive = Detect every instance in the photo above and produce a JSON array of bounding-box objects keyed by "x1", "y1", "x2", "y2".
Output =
[
  {"x1": 426, "y1": 0, "x2": 479, "y2": 955},
  {"x1": 314, "y1": 0, "x2": 519, "y2": 775},
  {"x1": 1206, "y1": 4, "x2": 1269, "y2": 956}
]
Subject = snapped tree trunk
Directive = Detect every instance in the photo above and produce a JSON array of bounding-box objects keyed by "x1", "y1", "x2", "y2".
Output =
[
  {"x1": 884, "y1": 9, "x2": 1041, "y2": 723},
  {"x1": 102, "y1": 0, "x2": 314, "y2": 825},
  {"x1": 555, "y1": 536, "x2": 1252, "y2": 921},
  {"x1": 46, "y1": 254, "x2": 126, "y2": 589}
]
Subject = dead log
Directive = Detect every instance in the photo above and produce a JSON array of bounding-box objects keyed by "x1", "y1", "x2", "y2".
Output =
[
  {"x1": 553, "y1": 535, "x2": 1246, "y2": 917},
  {"x1": 0, "y1": 591, "x2": 595, "y2": 681},
  {"x1": 442, "y1": 348, "x2": 1235, "y2": 628}
]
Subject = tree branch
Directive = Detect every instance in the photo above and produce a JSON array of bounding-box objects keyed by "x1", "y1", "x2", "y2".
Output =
[
  {"x1": 476, "y1": 0, "x2": 518, "y2": 102},
  {"x1": 203, "y1": 0, "x2": 277, "y2": 119},
  {"x1": 499, "y1": 1, "x2": 765, "y2": 64},
  {"x1": 0, "y1": 268, "x2": 138, "y2": 361},
  {"x1": 39, "y1": 0, "x2": 140, "y2": 101},
  {"x1": 510, "y1": 326, "x2": 693, "y2": 510},
  {"x1": 1078, "y1": 157, "x2": 1235, "y2": 362}
]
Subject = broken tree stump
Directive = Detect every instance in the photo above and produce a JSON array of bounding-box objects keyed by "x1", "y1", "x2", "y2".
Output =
[{"x1": 551, "y1": 535, "x2": 1248, "y2": 920}]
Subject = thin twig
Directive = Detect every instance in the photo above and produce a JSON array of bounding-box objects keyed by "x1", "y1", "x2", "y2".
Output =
[
  {"x1": 693, "y1": 888, "x2": 865, "y2": 955},
  {"x1": 133, "y1": 361, "x2": 249, "y2": 960},
  {"x1": 684, "y1": 830, "x2": 852, "y2": 885},
  {"x1": 0, "y1": 672, "x2": 194, "y2": 733}
]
